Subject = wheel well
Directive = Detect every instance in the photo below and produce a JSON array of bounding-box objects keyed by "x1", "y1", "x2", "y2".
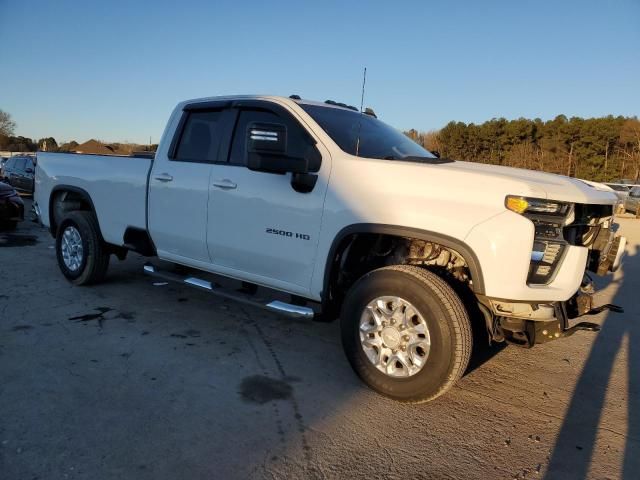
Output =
[
  {"x1": 322, "y1": 229, "x2": 484, "y2": 320},
  {"x1": 49, "y1": 187, "x2": 97, "y2": 238}
]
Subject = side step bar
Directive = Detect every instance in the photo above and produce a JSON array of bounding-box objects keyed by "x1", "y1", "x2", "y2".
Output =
[{"x1": 143, "y1": 263, "x2": 315, "y2": 320}]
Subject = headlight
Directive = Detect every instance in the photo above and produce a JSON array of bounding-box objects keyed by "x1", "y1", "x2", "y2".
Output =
[
  {"x1": 506, "y1": 195, "x2": 572, "y2": 285},
  {"x1": 505, "y1": 196, "x2": 571, "y2": 216}
]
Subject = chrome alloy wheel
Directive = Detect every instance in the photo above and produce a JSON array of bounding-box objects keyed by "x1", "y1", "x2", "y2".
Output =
[
  {"x1": 359, "y1": 296, "x2": 431, "y2": 377},
  {"x1": 61, "y1": 226, "x2": 84, "y2": 272}
]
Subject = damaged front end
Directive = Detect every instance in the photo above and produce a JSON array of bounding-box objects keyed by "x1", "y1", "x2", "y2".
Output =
[
  {"x1": 479, "y1": 202, "x2": 626, "y2": 348},
  {"x1": 478, "y1": 278, "x2": 623, "y2": 348}
]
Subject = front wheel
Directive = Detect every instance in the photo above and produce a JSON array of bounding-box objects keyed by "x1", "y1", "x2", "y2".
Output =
[
  {"x1": 56, "y1": 211, "x2": 110, "y2": 285},
  {"x1": 340, "y1": 265, "x2": 472, "y2": 403}
]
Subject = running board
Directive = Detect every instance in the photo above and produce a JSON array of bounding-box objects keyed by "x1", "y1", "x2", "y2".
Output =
[{"x1": 143, "y1": 263, "x2": 314, "y2": 320}]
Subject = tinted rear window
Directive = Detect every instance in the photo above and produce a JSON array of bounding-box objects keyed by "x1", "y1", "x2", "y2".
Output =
[
  {"x1": 14, "y1": 158, "x2": 26, "y2": 171},
  {"x1": 175, "y1": 110, "x2": 223, "y2": 162}
]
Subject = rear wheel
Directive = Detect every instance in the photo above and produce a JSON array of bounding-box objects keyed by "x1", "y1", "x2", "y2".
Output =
[
  {"x1": 341, "y1": 265, "x2": 472, "y2": 403},
  {"x1": 56, "y1": 211, "x2": 110, "y2": 285}
]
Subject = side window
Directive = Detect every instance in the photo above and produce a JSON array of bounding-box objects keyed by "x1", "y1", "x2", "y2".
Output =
[
  {"x1": 14, "y1": 158, "x2": 26, "y2": 171},
  {"x1": 174, "y1": 110, "x2": 223, "y2": 162},
  {"x1": 229, "y1": 110, "x2": 278, "y2": 166},
  {"x1": 5, "y1": 158, "x2": 15, "y2": 170},
  {"x1": 229, "y1": 108, "x2": 320, "y2": 171}
]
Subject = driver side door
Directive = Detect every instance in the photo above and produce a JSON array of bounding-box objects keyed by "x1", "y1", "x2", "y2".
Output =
[{"x1": 206, "y1": 102, "x2": 331, "y2": 294}]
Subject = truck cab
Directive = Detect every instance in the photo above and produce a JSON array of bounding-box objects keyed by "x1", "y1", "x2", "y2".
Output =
[{"x1": 147, "y1": 97, "x2": 330, "y2": 294}]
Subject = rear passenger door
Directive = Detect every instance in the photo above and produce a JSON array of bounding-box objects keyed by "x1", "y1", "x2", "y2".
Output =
[
  {"x1": 148, "y1": 102, "x2": 235, "y2": 264},
  {"x1": 8, "y1": 158, "x2": 25, "y2": 190}
]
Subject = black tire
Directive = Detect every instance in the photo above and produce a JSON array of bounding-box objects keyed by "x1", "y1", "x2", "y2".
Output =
[
  {"x1": 0, "y1": 221, "x2": 17, "y2": 231},
  {"x1": 55, "y1": 211, "x2": 110, "y2": 285},
  {"x1": 340, "y1": 265, "x2": 472, "y2": 403}
]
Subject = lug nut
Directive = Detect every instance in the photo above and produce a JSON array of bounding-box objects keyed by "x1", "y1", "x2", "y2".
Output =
[{"x1": 403, "y1": 335, "x2": 410, "y2": 342}]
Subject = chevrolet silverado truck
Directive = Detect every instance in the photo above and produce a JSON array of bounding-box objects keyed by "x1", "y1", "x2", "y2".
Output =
[{"x1": 34, "y1": 95, "x2": 626, "y2": 403}]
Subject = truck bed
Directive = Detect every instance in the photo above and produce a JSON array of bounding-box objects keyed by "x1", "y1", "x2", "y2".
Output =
[{"x1": 35, "y1": 152, "x2": 152, "y2": 246}]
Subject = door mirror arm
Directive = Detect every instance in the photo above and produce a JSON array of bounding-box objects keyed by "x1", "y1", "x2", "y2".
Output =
[{"x1": 291, "y1": 173, "x2": 317, "y2": 193}]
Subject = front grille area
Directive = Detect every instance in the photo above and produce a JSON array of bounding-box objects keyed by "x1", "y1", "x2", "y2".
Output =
[
  {"x1": 542, "y1": 243, "x2": 563, "y2": 263},
  {"x1": 526, "y1": 202, "x2": 615, "y2": 285}
]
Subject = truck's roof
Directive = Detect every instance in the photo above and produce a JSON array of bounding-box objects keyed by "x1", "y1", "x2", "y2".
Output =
[{"x1": 180, "y1": 94, "x2": 357, "y2": 112}]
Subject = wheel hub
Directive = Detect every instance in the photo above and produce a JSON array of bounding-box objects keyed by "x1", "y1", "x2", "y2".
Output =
[
  {"x1": 61, "y1": 226, "x2": 84, "y2": 272},
  {"x1": 359, "y1": 296, "x2": 431, "y2": 378},
  {"x1": 381, "y1": 327, "x2": 401, "y2": 349}
]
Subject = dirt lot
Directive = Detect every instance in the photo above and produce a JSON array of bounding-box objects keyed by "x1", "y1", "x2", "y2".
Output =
[{"x1": 1, "y1": 200, "x2": 638, "y2": 480}]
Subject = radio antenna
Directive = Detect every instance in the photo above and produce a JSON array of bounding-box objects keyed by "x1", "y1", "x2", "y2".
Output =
[
  {"x1": 355, "y1": 67, "x2": 367, "y2": 156},
  {"x1": 359, "y1": 67, "x2": 367, "y2": 112}
]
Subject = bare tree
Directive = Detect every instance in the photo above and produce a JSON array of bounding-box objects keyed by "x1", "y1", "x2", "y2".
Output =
[{"x1": 0, "y1": 109, "x2": 16, "y2": 137}]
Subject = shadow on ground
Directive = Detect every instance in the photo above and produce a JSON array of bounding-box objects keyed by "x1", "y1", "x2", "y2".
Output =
[{"x1": 545, "y1": 243, "x2": 639, "y2": 479}]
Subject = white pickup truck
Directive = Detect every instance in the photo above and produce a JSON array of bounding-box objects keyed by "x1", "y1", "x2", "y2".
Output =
[{"x1": 34, "y1": 95, "x2": 626, "y2": 402}]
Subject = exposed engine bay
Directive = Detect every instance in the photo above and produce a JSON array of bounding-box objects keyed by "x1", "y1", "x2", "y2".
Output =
[{"x1": 565, "y1": 204, "x2": 626, "y2": 275}]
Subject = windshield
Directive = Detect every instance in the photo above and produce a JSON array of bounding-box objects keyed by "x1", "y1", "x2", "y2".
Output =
[{"x1": 300, "y1": 104, "x2": 438, "y2": 161}]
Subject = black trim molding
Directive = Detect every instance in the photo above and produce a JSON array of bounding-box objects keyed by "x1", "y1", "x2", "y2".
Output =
[
  {"x1": 322, "y1": 223, "x2": 486, "y2": 298},
  {"x1": 49, "y1": 185, "x2": 100, "y2": 238}
]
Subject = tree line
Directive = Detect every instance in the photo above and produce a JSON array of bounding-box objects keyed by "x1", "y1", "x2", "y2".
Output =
[
  {"x1": 3, "y1": 107, "x2": 639, "y2": 182},
  {"x1": 0, "y1": 109, "x2": 156, "y2": 154},
  {"x1": 406, "y1": 115, "x2": 640, "y2": 182}
]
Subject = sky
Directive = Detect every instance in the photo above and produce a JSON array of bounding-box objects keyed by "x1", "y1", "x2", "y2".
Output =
[{"x1": 0, "y1": 0, "x2": 638, "y2": 144}]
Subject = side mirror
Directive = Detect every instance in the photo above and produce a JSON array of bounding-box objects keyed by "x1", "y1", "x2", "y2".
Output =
[
  {"x1": 25, "y1": 167, "x2": 34, "y2": 174},
  {"x1": 247, "y1": 122, "x2": 287, "y2": 155},
  {"x1": 246, "y1": 122, "x2": 309, "y2": 174}
]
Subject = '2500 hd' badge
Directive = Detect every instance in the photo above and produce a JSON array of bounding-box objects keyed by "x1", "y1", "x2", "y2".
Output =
[{"x1": 266, "y1": 228, "x2": 310, "y2": 241}]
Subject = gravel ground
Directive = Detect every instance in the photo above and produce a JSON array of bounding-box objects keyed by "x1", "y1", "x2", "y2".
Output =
[{"x1": 1, "y1": 200, "x2": 638, "y2": 480}]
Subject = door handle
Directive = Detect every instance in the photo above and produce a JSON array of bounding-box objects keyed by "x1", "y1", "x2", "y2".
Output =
[
  {"x1": 212, "y1": 179, "x2": 237, "y2": 189},
  {"x1": 154, "y1": 173, "x2": 173, "y2": 182}
]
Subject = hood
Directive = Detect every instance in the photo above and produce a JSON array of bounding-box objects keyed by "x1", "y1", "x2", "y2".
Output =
[{"x1": 433, "y1": 160, "x2": 618, "y2": 205}]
